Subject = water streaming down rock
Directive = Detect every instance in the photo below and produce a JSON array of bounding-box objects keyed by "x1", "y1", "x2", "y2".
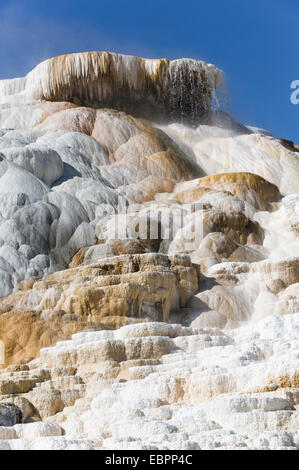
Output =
[
  {"x1": 0, "y1": 52, "x2": 222, "y2": 124},
  {"x1": 157, "y1": 119, "x2": 299, "y2": 193},
  {"x1": 0, "y1": 52, "x2": 297, "y2": 450},
  {"x1": 166, "y1": 59, "x2": 223, "y2": 125}
]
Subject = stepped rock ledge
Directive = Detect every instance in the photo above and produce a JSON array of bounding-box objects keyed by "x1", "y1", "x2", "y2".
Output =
[{"x1": 0, "y1": 52, "x2": 297, "y2": 450}]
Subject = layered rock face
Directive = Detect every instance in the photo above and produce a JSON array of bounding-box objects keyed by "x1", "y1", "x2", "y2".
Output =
[
  {"x1": 0, "y1": 254, "x2": 200, "y2": 365},
  {"x1": 0, "y1": 106, "x2": 198, "y2": 298},
  {"x1": 0, "y1": 52, "x2": 298, "y2": 450},
  {"x1": 0, "y1": 52, "x2": 221, "y2": 123},
  {"x1": 0, "y1": 320, "x2": 298, "y2": 450}
]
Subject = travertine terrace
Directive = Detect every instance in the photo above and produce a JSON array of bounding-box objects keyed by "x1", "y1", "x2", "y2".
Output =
[{"x1": 0, "y1": 52, "x2": 298, "y2": 450}]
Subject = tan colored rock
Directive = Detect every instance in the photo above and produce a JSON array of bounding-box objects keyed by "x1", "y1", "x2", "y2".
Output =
[
  {"x1": 4, "y1": 52, "x2": 221, "y2": 122},
  {"x1": 174, "y1": 172, "x2": 281, "y2": 210},
  {"x1": 0, "y1": 396, "x2": 39, "y2": 423},
  {"x1": 209, "y1": 258, "x2": 299, "y2": 288},
  {"x1": 35, "y1": 106, "x2": 199, "y2": 198},
  {"x1": 124, "y1": 337, "x2": 174, "y2": 361},
  {"x1": 26, "y1": 388, "x2": 65, "y2": 419},
  {"x1": 202, "y1": 210, "x2": 264, "y2": 246},
  {"x1": 173, "y1": 186, "x2": 215, "y2": 204},
  {"x1": 169, "y1": 209, "x2": 264, "y2": 261},
  {"x1": 0, "y1": 254, "x2": 200, "y2": 365},
  {"x1": 0, "y1": 310, "x2": 105, "y2": 367},
  {"x1": 35, "y1": 106, "x2": 96, "y2": 135},
  {"x1": 267, "y1": 279, "x2": 286, "y2": 295},
  {"x1": 194, "y1": 233, "x2": 265, "y2": 266},
  {"x1": 124, "y1": 176, "x2": 175, "y2": 204}
]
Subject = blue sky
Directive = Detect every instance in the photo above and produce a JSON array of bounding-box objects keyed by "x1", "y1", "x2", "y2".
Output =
[{"x1": 0, "y1": 0, "x2": 298, "y2": 142}]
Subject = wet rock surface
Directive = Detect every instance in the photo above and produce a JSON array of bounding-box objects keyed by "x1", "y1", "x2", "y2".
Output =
[{"x1": 0, "y1": 52, "x2": 298, "y2": 450}]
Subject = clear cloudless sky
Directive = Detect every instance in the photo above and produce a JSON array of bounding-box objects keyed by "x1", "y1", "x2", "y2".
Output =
[{"x1": 0, "y1": 0, "x2": 298, "y2": 142}]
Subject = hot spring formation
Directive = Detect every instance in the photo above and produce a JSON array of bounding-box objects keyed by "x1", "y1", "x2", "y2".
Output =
[
  {"x1": 0, "y1": 52, "x2": 298, "y2": 451},
  {"x1": 0, "y1": 52, "x2": 222, "y2": 124}
]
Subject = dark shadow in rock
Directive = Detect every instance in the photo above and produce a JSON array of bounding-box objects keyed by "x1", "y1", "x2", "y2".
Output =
[
  {"x1": 52, "y1": 163, "x2": 82, "y2": 187},
  {"x1": 0, "y1": 403, "x2": 23, "y2": 427}
]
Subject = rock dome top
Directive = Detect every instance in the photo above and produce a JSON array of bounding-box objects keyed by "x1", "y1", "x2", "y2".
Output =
[{"x1": 0, "y1": 52, "x2": 222, "y2": 123}]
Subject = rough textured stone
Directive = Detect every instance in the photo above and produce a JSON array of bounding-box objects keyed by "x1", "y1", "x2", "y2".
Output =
[
  {"x1": 0, "y1": 254, "x2": 200, "y2": 365},
  {"x1": 0, "y1": 317, "x2": 298, "y2": 449},
  {"x1": 0, "y1": 52, "x2": 298, "y2": 451},
  {"x1": 0, "y1": 403, "x2": 23, "y2": 427}
]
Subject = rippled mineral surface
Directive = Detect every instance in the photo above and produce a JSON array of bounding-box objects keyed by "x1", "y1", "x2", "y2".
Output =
[{"x1": 0, "y1": 52, "x2": 298, "y2": 451}]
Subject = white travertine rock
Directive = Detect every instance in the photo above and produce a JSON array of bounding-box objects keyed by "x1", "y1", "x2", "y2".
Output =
[
  {"x1": 0, "y1": 316, "x2": 298, "y2": 450},
  {"x1": 282, "y1": 194, "x2": 299, "y2": 233},
  {"x1": 1, "y1": 144, "x2": 64, "y2": 186},
  {"x1": 159, "y1": 123, "x2": 299, "y2": 194},
  {"x1": 0, "y1": 103, "x2": 200, "y2": 295},
  {"x1": 0, "y1": 52, "x2": 298, "y2": 451}
]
